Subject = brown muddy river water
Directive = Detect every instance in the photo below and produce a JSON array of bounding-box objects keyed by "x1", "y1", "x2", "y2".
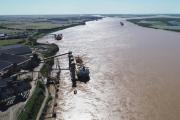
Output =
[{"x1": 39, "y1": 17, "x2": 180, "y2": 120}]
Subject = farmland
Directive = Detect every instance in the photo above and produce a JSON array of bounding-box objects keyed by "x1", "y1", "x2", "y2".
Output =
[
  {"x1": 0, "y1": 39, "x2": 25, "y2": 46},
  {"x1": 0, "y1": 15, "x2": 102, "y2": 46},
  {"x1": 127, "y1": 17, "x2": 180, "y2": 32}
]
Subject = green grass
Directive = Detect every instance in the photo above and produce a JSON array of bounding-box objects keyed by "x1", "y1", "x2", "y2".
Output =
[
  {"x1": 1, "y1": 22, "x2": 61, "y2": 30},
  {"x1": 0, "y1": 39, "x2": 25, "y2": 46},
  {"x1": 17, "y1": 81, "x2": 45, "y2": 120},
  {"x1": 0, "y1": 28, "x2": 21, "y2": 34},
  {"x1": 127, "y1": 18, "x2": 180, "y2": 32}
]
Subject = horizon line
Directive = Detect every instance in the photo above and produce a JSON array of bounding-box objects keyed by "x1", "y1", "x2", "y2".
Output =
[{"x1": 0, "y1": 13, "x2": 180, "y2": 16}]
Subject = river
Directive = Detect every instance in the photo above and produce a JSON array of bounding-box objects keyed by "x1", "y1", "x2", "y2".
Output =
[{"x1": 38, "y1": 17, "x2": 180, "y2": 120}]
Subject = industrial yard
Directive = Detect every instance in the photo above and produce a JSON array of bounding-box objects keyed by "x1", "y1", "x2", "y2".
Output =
[{"x1": 0, "y1": 15, "x2": 101, "y2": 120}]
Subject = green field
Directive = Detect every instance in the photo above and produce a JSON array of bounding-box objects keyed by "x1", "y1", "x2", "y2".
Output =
[
  {"x1": 0, "y1": 39, "x2": 25, "y2": 46},
  {"x1": 0, "y1": 29, "x2": 21, "y2": 34},
  {"x1": 0, "y1": 15, "x2": 101, "y2": 31},
  {"x1": 127, "y1": 17, "x2": 180, "y2": 32},
  {"x1": 0, "y1": 15, "x2": 102, "y2": 41},
  {"x1": 2, "y1": 22, "x2": 61, "y2": 30}
]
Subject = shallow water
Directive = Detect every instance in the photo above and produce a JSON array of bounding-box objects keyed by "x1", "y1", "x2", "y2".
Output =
[{"x1": 39, "y1": 17, "x2": 180, "y2": 120}]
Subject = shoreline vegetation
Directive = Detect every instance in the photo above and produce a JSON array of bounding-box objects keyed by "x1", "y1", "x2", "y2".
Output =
[
  {"x1": 0, "y1": 15, "x2": 103, "y2": 120},
  {"x1": 127, "y1": 17, "x2": 180, "y2": 32},
  {"x1": 17, "y1": 81, "x2": 45, "y2": 120}
]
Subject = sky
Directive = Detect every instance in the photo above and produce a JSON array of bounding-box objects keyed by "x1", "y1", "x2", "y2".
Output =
[{"x1": 0, "y1": 0, "x2": 180, "y2": 15}]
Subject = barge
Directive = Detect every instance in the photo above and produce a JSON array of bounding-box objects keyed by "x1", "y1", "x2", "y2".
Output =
[
  {"x1": 75, "y1": 56, "x2": 90, "y2": 83},
  {"x1": 55, "y1": 34, "x2": 63, "y2": 40}
]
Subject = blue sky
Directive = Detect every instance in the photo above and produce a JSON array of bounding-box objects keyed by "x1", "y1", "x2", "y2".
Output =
[{"x1": 0, "y1": 0, "x2": 180, "y2": 15}]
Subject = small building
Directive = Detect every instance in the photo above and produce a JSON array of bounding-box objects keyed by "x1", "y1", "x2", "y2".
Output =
[
  {"x1": 0, "y1": 34, "x2": 7, "y2": 40},
  {"x1": 0, "y1": 32, "x2": 28, "y2": 40},
  {"x1": 0, "y1": 34, "x2": 5, "y2": 37}
]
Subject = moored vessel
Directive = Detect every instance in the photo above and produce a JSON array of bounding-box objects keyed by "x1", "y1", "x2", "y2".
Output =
[{"x1": 75, "y1": 56, "x2": 90, "y2": 83}]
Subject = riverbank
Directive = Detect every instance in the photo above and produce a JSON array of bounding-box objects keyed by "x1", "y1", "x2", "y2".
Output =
[{"x1": 127, "y1": 17, "x2": 180, "y2": 32}]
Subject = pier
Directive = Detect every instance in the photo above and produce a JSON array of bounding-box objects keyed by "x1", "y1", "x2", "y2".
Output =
[
  {"x1": 42, "y1": 51, "x2": 78, "y2": 119},
  {"x1": 44, "y1": 51, "x2": 77, "y2": 87}
]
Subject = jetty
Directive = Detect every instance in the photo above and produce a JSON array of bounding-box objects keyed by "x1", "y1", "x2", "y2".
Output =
[{"x1": 41, "y1": 51, "x2": 90, "y2": 119}]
